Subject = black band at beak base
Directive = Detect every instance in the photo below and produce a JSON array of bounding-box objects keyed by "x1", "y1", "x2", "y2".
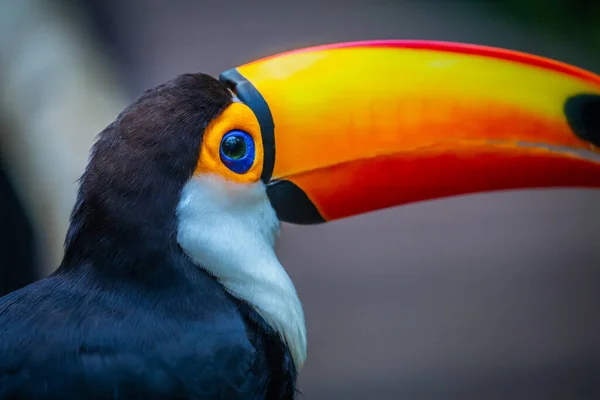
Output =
[{"x1": 219, "y1": 68, "x2": 276, "y2": 183}]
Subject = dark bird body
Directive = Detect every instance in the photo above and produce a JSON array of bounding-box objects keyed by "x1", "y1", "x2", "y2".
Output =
[
  {"x1": 0, "y1": 258, "x2": 294, "y2": 399},
  {"x1": 0, "y1": 74, "x2": 295, "y2": 399}
]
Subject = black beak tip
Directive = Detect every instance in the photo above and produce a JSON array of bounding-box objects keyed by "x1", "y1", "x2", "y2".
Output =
[{"x1": 565, "y1": 93, "x2": 600, "y2": 147}]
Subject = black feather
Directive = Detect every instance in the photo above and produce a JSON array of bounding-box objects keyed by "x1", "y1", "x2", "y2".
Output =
[{"x1": 0, "y1": 73, "x2": 296, "y2": 399}]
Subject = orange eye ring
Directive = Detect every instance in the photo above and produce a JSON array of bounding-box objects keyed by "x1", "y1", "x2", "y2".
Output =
[{"x1": 195, "y1": 102, "x2": 264, "y2": 183}]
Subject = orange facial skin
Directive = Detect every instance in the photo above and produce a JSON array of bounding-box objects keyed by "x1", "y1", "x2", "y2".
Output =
[{"x1": 195, "y1": 102, "x2": 264, "y2": 184}]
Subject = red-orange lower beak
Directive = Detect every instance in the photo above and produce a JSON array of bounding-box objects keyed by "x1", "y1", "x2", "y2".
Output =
[{"x1": 220, "y1": 40, "x2": 600, "y2": 224}]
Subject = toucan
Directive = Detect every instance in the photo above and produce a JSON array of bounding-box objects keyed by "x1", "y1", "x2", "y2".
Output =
[{"x1": 0, "y1": 40, "x2": 599, "y2": 399}]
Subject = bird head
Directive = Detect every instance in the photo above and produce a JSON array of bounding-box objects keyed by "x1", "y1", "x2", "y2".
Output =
[{"x1": 62, "y1": 41, "x2": 600, "y2": 372}]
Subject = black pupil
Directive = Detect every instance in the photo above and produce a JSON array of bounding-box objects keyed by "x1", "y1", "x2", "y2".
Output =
[{"x1": 222, "y1": 135, "x2": 246, "y2": 159}]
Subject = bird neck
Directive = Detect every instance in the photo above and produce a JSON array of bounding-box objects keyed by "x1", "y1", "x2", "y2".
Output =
[
  {"x1": 60, "y1": 189, "x2": 181, "y2": 274},
  {"x1": 176, "y1": 175, "x2": 307, "y2": 371}
]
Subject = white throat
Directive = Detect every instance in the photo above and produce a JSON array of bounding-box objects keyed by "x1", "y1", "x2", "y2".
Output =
[{"x1": 176, "y1": 174, "x2": 307, "y2": 370}]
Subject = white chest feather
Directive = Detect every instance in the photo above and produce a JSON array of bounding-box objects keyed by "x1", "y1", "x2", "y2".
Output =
[{"x1": 176, "y1": 175, "x2": 307, "y2": 370}]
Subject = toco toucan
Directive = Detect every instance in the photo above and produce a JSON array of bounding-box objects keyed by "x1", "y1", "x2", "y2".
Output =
[{"x1": 0, "y1": 40, "x2": 599, "y2": 399}]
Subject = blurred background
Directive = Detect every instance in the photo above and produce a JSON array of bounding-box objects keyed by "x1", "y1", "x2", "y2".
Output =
[{"x1": 1, "y1": 0, "x2": 599, "y2": 398}]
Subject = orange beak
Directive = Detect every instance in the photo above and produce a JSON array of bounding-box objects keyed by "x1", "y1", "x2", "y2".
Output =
[{"x1": 220, "y1": 40, "x2": 600, "y2": 224}]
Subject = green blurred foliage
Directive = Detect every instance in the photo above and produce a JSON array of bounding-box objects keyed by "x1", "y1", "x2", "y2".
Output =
[{"x1": 484, "y1": 0, "x2": 600, "y2": 50}]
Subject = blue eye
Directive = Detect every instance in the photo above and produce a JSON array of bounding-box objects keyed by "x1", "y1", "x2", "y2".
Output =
[{"x1": 219, "y1": 130, "x2": 255, "y2": 174}]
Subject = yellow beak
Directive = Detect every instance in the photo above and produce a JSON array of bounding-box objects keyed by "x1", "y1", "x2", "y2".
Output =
[{"x1": 220, "y1": 40, "x2": 600, "y2": 224}]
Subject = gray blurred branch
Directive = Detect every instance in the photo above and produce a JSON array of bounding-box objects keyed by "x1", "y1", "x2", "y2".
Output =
[{"x1": 0, "y1": 0, "x2": 128, "y2": 275}]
